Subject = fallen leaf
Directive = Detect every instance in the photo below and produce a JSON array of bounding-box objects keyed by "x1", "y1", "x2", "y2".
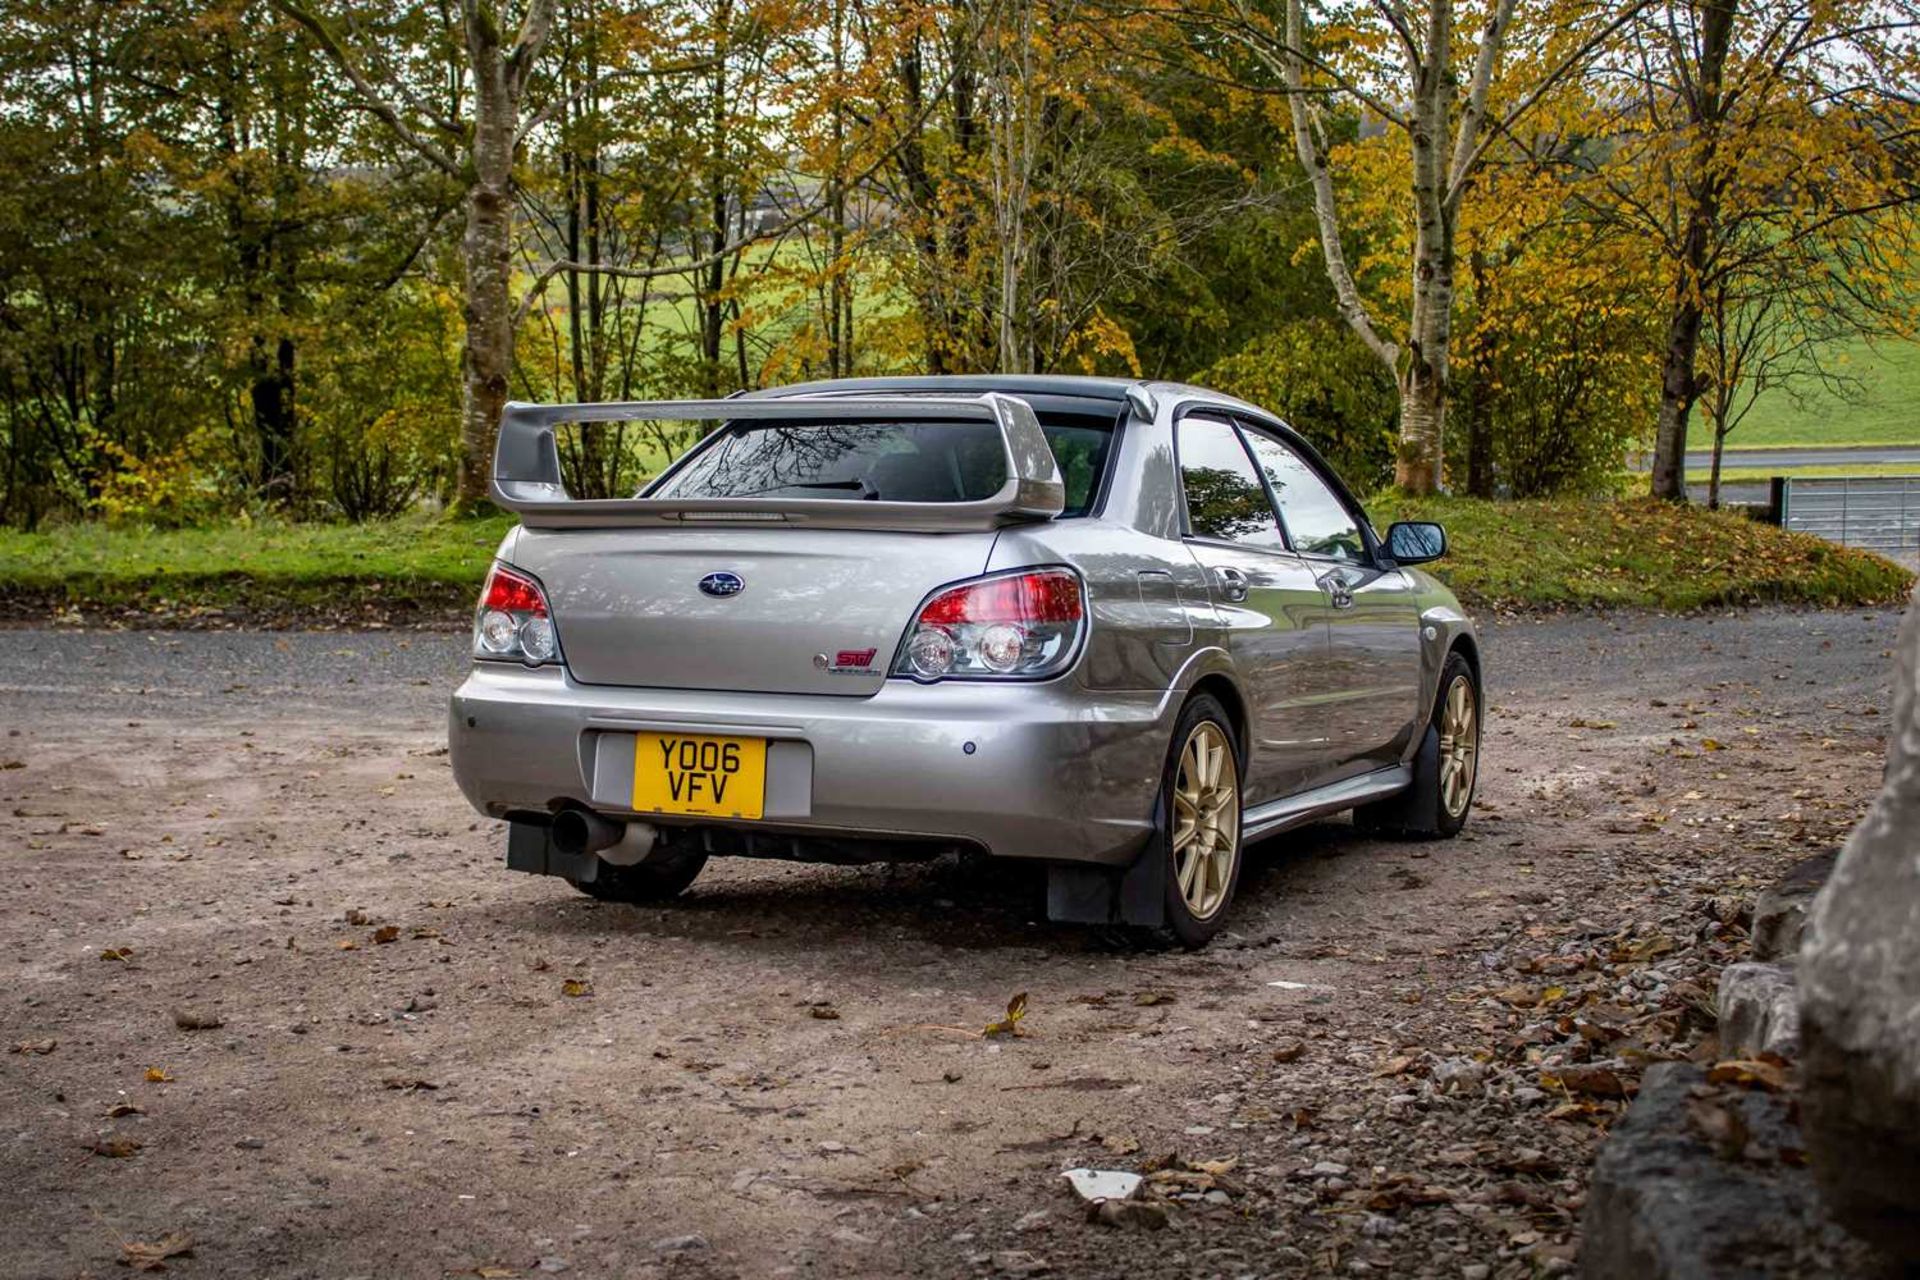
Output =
[
  {"x1": 560, "y1": 978, "x2": 592, "y2": 998},
  {"x1": 371, "y1": 925, "x2": 401, "y2": 945},
  {"x1": 1374, "y1": 1055, "x2": 1416, "y2": 1078},
  {"x1": 120, "y1": 1230, "x2": 193, "y2": 1271},
  {"x1": 1542, "y1": 1065, "x2": 1630, "y2": 1098},
  {"x1": 105, "y1": 1103, "x2": 145, "y2": 1118},
  {"x1": 91, "y1": 1136, "x2": 142, "y2": 1158},
  {"x1": 337, "y1": 939, "x2": 359, "y2": 951},
  {"x1": 1133, "y1": 992, "x2": 1175, "y2": 1007},
  {"x1": 144, "y1": 1067, "x2": 174, "y2": 1083},
  {"x1": 100, "y1": 947, "x2": 134, "y2": 962},
  {"x1": 1707, "y1": 1058, "x2": 1791, "y2": 1092},
  {"x1": 1271, "y1": 1040, "x2": 1306, "y2": 1064},
  {"x1": 984, "y1": 992, "x2": 1029, "y2": 1038},
  {"x1": 382, "y1": 1076, "x2": 440, "y2": 1092},
  {"x1": 10, "y1": 1039, "x2": 56, "y2": 1055},
  {"x1": 172, "y1": 1009, "x2": 223, "y2": 1031},
  {"x1": 1701, "y1": 738, "x2": 1727, "y2": 752},
  {"x1": 808, "y1": 1005, "x2": 841, "y2": 1020}
]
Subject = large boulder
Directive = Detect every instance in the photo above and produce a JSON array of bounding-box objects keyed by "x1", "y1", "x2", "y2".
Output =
[
  {"x1": 1798, "y1": 584, "x2": 1920, "y2": 1263},
  {"x1": 1581, "y1": 1063, "x2": 1883, "y2": 1280}
]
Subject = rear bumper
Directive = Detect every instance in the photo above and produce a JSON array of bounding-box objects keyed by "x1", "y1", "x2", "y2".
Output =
[{"x1": 448, "y1": 664, "x2": 1173, "y2": 865}]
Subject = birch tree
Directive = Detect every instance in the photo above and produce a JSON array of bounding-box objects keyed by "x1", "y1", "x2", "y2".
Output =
[{"x1": 1208, "y1": 0, "x2": 1644, "y2": 493}]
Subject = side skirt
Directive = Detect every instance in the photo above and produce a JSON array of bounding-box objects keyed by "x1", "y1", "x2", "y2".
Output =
[
  {"x1": 1044, "y1": 765, "x2": 1412, "y2": 928},
  {"x1": 1240, "y1": 766, "x2": 1412, "y2": 843}
]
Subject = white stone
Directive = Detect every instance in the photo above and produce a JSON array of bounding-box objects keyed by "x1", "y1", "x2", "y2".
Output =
[{"x1": 1060, "y1": 1168, "x2": 1142, "y2": 1203}]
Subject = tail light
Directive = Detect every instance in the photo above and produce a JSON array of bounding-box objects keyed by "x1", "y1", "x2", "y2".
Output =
[
  {"x1": 474, "y1": 562, "x2": 561, "y2": 666},
  {"x1": 893, "y1": 568, "x2": 1085, "y2": 682}
]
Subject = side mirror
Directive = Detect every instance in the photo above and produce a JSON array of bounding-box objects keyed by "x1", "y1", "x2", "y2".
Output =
[{"x1": 1386, "y1": 520, "x2": 1447, "y2": 565}]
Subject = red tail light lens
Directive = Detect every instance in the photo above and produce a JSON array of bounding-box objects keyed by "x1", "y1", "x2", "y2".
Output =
[
  {"x1": 474, "y1": 563, "x2": 560, "y2": 666},
  {"x1": 894, "y1": 568, "x2": 1085, "y2": 681}
]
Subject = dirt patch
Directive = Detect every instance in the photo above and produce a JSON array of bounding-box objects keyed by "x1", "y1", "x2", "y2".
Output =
[{"x1": 0, "y1": 609, "x2": 1897, "y2": 1278}]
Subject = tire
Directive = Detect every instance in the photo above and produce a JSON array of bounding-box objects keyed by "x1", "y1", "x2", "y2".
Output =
[
  {"x1": 1147, "y1": 693, "x2": 1247, "y2": 949},
  {"x1": 569, "y1": 848, "x2": 708, "y2": 903},
  {"x1": 1357, "y1": 650, "x2": 1480, "y2": 839}
]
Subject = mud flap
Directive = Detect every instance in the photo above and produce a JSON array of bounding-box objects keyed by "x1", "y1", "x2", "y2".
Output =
[
  {"x1": 1358, "y1": 722, "x2": 1441, "y2": 833},
  {"x1": 1045, "y1": 803, "x2": 1167, "y2": 928},
  {"x1": 506, "y1": 817, "x2": 599, "y2": 884}
]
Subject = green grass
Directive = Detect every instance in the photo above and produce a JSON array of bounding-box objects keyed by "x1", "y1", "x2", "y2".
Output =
[
  {"x1": 1, "y1": 497, "x2": 1909, "y2": 623},
  {"x1": 1374, "y1": 494, "x2": 1913, "y2": 611},
  {"x1": 0, "y1": 514, "x2": 514, "y2": 624},
  {"x1": 1687, "y1": 336, "x2": 1920, "y2": 450}
]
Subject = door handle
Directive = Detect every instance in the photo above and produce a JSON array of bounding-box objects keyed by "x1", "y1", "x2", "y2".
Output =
[
  {"x1": 1214, "y1": 566, "x2": 1249, "y2": 603},
  {"x1": 1318, "y1": 572, "x2": 1355, "y2": 609}
]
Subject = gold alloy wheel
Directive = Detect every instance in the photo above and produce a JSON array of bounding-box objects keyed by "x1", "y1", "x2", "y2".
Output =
[
  {"x1": 1438, "y1": 674, "x2": 1479, "y2": 819},
  {"x1": 1172, "y1": 721, "x2": 1239, "y2": 919}
]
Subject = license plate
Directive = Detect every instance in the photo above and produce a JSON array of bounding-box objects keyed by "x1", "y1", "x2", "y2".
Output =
[{"x1": 632, "y1": 732, "x2": 766, "y2": 820}]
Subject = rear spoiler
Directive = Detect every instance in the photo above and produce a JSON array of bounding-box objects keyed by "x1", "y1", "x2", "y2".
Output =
[{"x1": 491, "y1": 394, "x2": 1065, "y2": 532}]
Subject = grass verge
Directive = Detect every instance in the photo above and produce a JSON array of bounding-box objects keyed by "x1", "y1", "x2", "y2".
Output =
[
  {"x1": 0, "y1": 514, "x2": 514, "y2": 628},
  {"x1": 1374, "y1": 495, "x2": 1913, "y2": 612},
  {"x1": 0, "y1": 497, "x2": 1909, "y2": 626}
]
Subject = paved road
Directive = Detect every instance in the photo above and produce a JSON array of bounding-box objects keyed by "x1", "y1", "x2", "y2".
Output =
[{"x1": 1682, "y1": 444, "x2": 1920, "y2": 470}]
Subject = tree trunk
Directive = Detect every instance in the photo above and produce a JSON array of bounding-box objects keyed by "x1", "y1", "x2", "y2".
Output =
[
  {"x1": 1650, "y1": 270, "x2": 1706, "y2": 503},
  {"x1": 1647, "y1": 0, "x2": 1736, "y2": 502},
  {"x1": 1397, "y1": 367, "x2": 1446, "y2": 495},
  {"x1": 454, "y1": 56, "x2": 517, "y2": 511},
  {"x1": 1708, "y1": 417, "x2": 1728, "y2": 509}
]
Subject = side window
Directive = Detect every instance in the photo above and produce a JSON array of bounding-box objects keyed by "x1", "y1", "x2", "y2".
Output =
[
  {"x1": 1176, "y1": 416, "x2": 1287, "y2": 550},
  {"x1": 1240, "y1": 428, "x2": 1367, "y2": 562}
]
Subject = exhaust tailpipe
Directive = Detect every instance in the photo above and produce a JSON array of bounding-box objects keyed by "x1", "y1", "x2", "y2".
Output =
[{"x1": 551, "y1": 808, "x2": 624, "y2": 857}]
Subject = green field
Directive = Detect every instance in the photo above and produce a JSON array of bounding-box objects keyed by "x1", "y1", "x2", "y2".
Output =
[{"x1": 1690, "y1": 336, "x2": 1920, "y2": 451}]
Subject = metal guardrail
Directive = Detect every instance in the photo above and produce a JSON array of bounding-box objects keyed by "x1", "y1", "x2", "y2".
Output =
[{"x1": 1781, "y1": 475, "x2": 1920, "y2": 556}]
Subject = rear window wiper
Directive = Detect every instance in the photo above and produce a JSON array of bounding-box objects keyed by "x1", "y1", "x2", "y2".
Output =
[{"x1": 727, "y1": 477, "x2": 878, "y2": 499}]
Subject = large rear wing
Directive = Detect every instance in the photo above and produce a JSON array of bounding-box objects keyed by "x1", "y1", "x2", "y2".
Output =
[{"x1": 491, "y1": 393, "x2": 1065, "y2": 531}]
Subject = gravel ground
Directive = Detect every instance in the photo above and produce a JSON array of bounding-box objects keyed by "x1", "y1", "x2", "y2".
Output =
[{"x1": 0, "y1": 608, "x2": 1900, "y2": 1280}]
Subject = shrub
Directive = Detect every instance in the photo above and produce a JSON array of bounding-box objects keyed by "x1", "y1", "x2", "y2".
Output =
[{"x1": 1200, "y1": 319, "x2": 1398, "y2": 486}]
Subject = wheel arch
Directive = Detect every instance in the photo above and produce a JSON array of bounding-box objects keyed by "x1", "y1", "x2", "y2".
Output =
[
  {"x1": 1186, "y1": 672, "x2": 1249, "y2": 762},
  {"x1": 1448, "y1": 631, "x2": 1482, "y2": 689}
]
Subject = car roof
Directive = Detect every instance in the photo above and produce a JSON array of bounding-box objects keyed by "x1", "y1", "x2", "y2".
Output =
[{"x1": 746, "y1": 374, "x2": 1265, "y2": 420}]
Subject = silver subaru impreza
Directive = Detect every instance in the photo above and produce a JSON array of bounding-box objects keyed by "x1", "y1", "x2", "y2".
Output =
[{"x1": 449, "y1": 376, "x2": 1479, "y2": 946}]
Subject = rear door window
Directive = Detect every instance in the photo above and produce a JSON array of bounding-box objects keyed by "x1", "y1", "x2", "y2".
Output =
[
  {"x1": 1176, "y1": 415, "x2": 1288, "y2": 550},
  {"x1": 652, "y1": 414, "x2": 1113, "y2": 516}
]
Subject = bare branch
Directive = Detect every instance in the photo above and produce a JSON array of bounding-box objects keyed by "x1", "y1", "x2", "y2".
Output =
[
  {"x1": 270, "y1": 0, "x2": 462, "y2": 177},
  {"x1": 1446, "y1": 0, "x2": 1654, "y2": 209}
]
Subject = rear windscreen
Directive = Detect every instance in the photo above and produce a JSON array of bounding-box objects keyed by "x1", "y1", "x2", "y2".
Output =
[{"x1": 649, "y1": 413, "x2": 1114, "y2": 516}]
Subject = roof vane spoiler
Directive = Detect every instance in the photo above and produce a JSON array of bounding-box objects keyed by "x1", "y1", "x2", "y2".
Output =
[{"x1": 491, "y1": 394, "x2": 1065, "y2": 532}]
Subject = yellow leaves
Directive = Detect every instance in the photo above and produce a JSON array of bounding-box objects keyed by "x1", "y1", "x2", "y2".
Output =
[
  {"x1": 1707, "y1": 1057, "x2": 1791, "y2": 1092},
  {"x1": 983, "y1": 991, "x2": 1029, "y2": 1038},
  {"x1": 100, "y1": 946, "x2": 134, "y2": 962},
  {"x1": 560, "y1": 978, "x2": 592, "y2": 999},
  {"x1": 145, "y1": 1067, "x2": 174, "y2": 1083}
]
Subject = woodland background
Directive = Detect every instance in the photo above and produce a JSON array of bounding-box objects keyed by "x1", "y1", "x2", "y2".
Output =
[{"x1": 1, "y1": 0, "x2": 1917, "y2": 531}]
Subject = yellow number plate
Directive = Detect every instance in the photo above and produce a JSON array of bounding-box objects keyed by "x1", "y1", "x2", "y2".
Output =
[{"x1": 632, "y1": 732, "x2": 766, "y2": 820}]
